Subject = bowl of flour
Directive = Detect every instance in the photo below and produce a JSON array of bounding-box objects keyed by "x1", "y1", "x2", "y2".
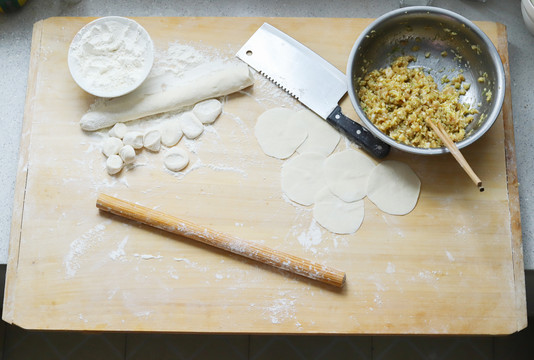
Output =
[{"x1": 68, "y1": 16, "x2": 154, "y2": 98}]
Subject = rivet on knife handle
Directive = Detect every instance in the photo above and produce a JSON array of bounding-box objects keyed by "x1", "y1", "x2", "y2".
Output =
[{"x1": 327, "y1": 106, "x2": 390, "y2": 159}]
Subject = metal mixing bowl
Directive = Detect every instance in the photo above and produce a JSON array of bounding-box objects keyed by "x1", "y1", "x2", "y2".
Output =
[{"x1": 347, "y1": 7, "x2": 505, "y2": 155}]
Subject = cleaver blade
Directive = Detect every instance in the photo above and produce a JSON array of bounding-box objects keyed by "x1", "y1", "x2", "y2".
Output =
[{"x1": 236, "y1": 23, "x2": 389, "y2": 159}]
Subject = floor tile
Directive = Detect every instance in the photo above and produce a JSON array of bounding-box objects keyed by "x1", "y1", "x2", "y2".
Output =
[
  {"x1": 373, "y1": 336, "x2": 493, "y2": 360},
  {"x1": 494, "y1": 324, "x2": 534, "y2": 360},
  {"x1": 250, "y1": 335, "x2": 372, "y2": 360},
  {"x1": 0, "y1": 320, "x2": 6, "y2": 356},
  {"x1": 3, "y1": 325, "x2": 125, "y2": 360},
  {"x1": 125, "y1": 334, "x2": 249, "y2": 360}
]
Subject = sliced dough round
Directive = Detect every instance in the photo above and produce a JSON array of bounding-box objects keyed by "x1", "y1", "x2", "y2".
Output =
[
  {"x1": 281, "y1": 152, "x2": 327, "y2": 206},
  {"x1": 119, "y1": 145, "x2": 136, "y2": 164},
  {"x1": 108, "y1": 122, "x2": 127, "y2": 139},
  {"x1": 143, "y1": 129, "x2": 161, "y2": 152},
  {"x1": 313, "y1": 187, "x2": 365, "y2": 234},
  {"x1": 122, "y1": 131, "x2": 144, "y2": 149},
  {"x1": 179, "y1": 112, "x2": 204, "y2": 139},
  {"x1": 367, "y1": 160, "x2": 421, "y2": 215},
  {"x1": 254, "y1": 107, "x2": 307, "y2": 159},
  {"x1": 102, "y1": 137, "x2": 123, "y2": 157},
  {"x1": 295, "y1": 109, "x2": 340, "y2": 156},
  {"x1": 164, "y1": 148, "x2": 189, "y2": 172},
  {"x1": 106, "y1": 155, "x2": 124, "y2": 175},
  {"x1": 160, "y1": 120, "x2": 183, "y2": 147},
  {"x1": 324, "y1": 149, "x2": 376, "y2": 202},
  {"x1": 193, "y1": 99, "x2": 222, "y2": 124}
]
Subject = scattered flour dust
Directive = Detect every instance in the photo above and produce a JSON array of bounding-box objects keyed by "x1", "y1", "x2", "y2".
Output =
[
  {"x1": 64, "y1": 220, "x2": 112, "y2": 278},
  {"x1": 109, "y1": 236, "x2": 128, "y2": 261},
  {"x1": 134, "y1": 253, "x2": 163, "y2": 260},
  {"x1": 386, "y1": 262, "x2": 396, "y2": 274},
  {"x1": 263, "y1": 291, "x2": 299, "y2": 325},
  {"x1": 297, "y1": 220, "x2": 323, "y2": 249}
]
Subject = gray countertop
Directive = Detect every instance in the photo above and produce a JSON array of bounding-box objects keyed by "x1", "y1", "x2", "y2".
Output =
[{"x1": 1, "y1": 0, "x2": 532, "y2": 273}]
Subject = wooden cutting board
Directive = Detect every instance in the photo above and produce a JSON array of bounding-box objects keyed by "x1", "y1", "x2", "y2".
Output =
[{"x1": 2, "y1": 16, "x2": 526, "y2": 334}]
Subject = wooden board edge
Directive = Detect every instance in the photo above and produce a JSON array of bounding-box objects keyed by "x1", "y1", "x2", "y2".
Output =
[
  {"x1": 496, "y1": 22, "x2": 528, "y2": 332},
  {"x1": 1, "y1": 19, "x2": 45, "y2": 324}
]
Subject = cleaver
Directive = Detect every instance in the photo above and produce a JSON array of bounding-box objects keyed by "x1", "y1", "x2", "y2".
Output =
[{"x1": 236, "y1": 23, "x2": 390, "y2": 159}]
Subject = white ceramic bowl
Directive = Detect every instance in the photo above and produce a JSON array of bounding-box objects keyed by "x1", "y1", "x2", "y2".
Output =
[
  {"x1": 68, "y1": 16, "x2": 154, "y2": 98},
  {"x1": 522, "y1": 0, "x2": 534, "y2": 36}
]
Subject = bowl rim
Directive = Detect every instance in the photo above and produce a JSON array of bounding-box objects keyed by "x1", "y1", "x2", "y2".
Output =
[
  {"x1": 68, "y1": 16, "x2": 155, "y2": 98},
  {"x1": 346, "y1": 6, "x2": 506, "y2": 155}
]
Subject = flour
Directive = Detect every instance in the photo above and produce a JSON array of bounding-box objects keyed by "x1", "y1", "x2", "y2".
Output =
[
  {"x1": 297, "y1": 220, "x2": 323, "y2": 249},
  {"x1": 69, "y1": 18, "x2": 151, "y2": 96}
]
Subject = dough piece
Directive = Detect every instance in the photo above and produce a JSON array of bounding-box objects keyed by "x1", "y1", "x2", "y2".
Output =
[
  {"x1": 281, "y1": 152, "x2": 327, "y2": 206},
  {"x1": 295, "y1": 109, "x2": 340, "y2": 156},
  {"x1": 367, "y1": 160, "x2": 421, "y2": 215},
  {"x1": 119, "y1": 145, "x2": 135, "y2": 164},
  {"x1": 179, "y1": 112, "x2": 204, "y2": 139},
  {"x1": 324, "y1": 149, "x2": 376, "y2": 202},
  {"x1": 164, "y1": 149, "x2": 189, "y2": 172},
  {"x1": 108, "y1": 123, "x2": 127, "y2": 139},
  {"x1": 313, "y1": 187, "x2": 365, "y2": 234},
  {"x1": 80, "y1": 62, "x2": 254, "y2": 131},
  {"x1": 106, "y1": 155, "x2": 124, "y2": 175},
  {"x1": 102, "y1": 137, "x2": 123, "y2": 157},
  {"x1": 255, "y1": 108, "x2": 307, "y2": 159},
  {"x1": 122, "y1": 131, "x2": 144, "y2": 149},
  {"x1": 143, "y1": 129, "x2": 161, "y2": 152},
  {"x1": 160, "y1": 120, "x2": 183, "y2": 147},
  {"x1": 193, "y1": 99, "x2": 222, "y2": 124}
]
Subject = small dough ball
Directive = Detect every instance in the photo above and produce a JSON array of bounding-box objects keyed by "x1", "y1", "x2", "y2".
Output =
[
  {"x1": 123, "y1": 131, "x2": 144, "y2": 149},
  {"x1": 108, "y1": 123, "x2": 128, "y2": 139},
  {"x1": 143, "y1": 129, "x2": 161, "y2": 152},
  {"x1": 119, "y1": 145, "x2": 136, "y2": 164},
  {"x1": 193, "y1": 99, "x2": 222, "y2": 124},
  {"x1": 313, "y1": 187, "x2": 365, "y2": 234},
  {"x1": 367, "y1": 160, "x2": 421, "y2": 215},
  {"x1": 324, "y1": 149, "x2": 376, "y2": 202},
  {"x1": 255, "y1": 107, "x2": 307, "y2": 159},
  {"x1": 102, "y1": 137, "x2": 123, "y2": 157},
  {"x1": 106, "y1": 154, "x2": 124, "y2": 175},
  {"x1": 179, "y1": 112, "x2": 204, "y2": 139},
  {"x1": 164, "y1": 148, "x2": 189, "y2": 172},
  {"x1": 160, "y1": 120, "x2": 183, "y2": 147},
  {"x1": 281, "y1": 152, "x2": 327, "y2": 206},
  {"x1": 295, "y1": 109, "x2": 340, "y2": 156}
]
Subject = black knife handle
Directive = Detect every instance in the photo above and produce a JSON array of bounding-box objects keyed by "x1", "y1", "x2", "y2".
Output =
[{"x1": 326, "y1": 106, "x2": 390, "y2": 159}]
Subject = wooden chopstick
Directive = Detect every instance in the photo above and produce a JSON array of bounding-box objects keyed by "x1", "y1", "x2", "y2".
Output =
[
  {"x1": 96, "y1": 193, "x2": 346, "y2": 288},
  {"x1": 425, "y1": 119, "x2": 484, "y2": 192}
]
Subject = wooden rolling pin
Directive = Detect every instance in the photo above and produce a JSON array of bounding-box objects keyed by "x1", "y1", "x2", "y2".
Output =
[{"x1": 96, "y1": 193, "x2": 346, "y2": 288}]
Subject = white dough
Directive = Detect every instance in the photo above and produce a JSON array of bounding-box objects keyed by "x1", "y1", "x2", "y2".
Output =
[
  {"x1": 102, "y1": 137, "x2": 123, "y2": 157},
  {"x1": 80, "y1": 62, "x2": 254, "y2": 131},
  {"x1": 164, "y1": 148, "x2": 189, "y2": 172},
  {"x1": 108, "y1": 123, "x2": 128, "y2": 139},
  {"x1": 160, "y1": 120, "x2": 183, "y2": 147},
  {"x1": 324, "y1": 149, "x2": 376, "y2": 202},
  {"x1": 122, "y1": 131, "x2": 144, "y2": 149},
  {"x1": 143, "y1": 129, "x2": 161, "y2": 152},
  {"x1": 119, "y1": 145, "x2": 135, "y2": 164},
  {"x1": 281, "y1": 152, "x2": 327, "y2": 206},
  {"x1": 367, "y1": 160, "x2": 421, "y2": 215},
  {"x1": 106, "y1": 154, "x2": 124, "y2": 175},
  {"x1": 313, "y1": 187, "x2": 365, "y2": 234},
  {"x1": 179, "y1": 112, "x2": 204, "y2": 139},
  {"x1": 295, "y1": 109, "x2": 340, "y2": 156},
  {"x1": 254, "y1": 107, "x2": 307, "y2": 159},
  {"x1": 193, "y1": 99, "x2": 222, "y2": 124}
]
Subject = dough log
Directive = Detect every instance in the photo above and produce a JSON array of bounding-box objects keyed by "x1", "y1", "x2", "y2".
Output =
[{"x1": 80, "y1": 62, "x2": 254, "y2": 131}]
